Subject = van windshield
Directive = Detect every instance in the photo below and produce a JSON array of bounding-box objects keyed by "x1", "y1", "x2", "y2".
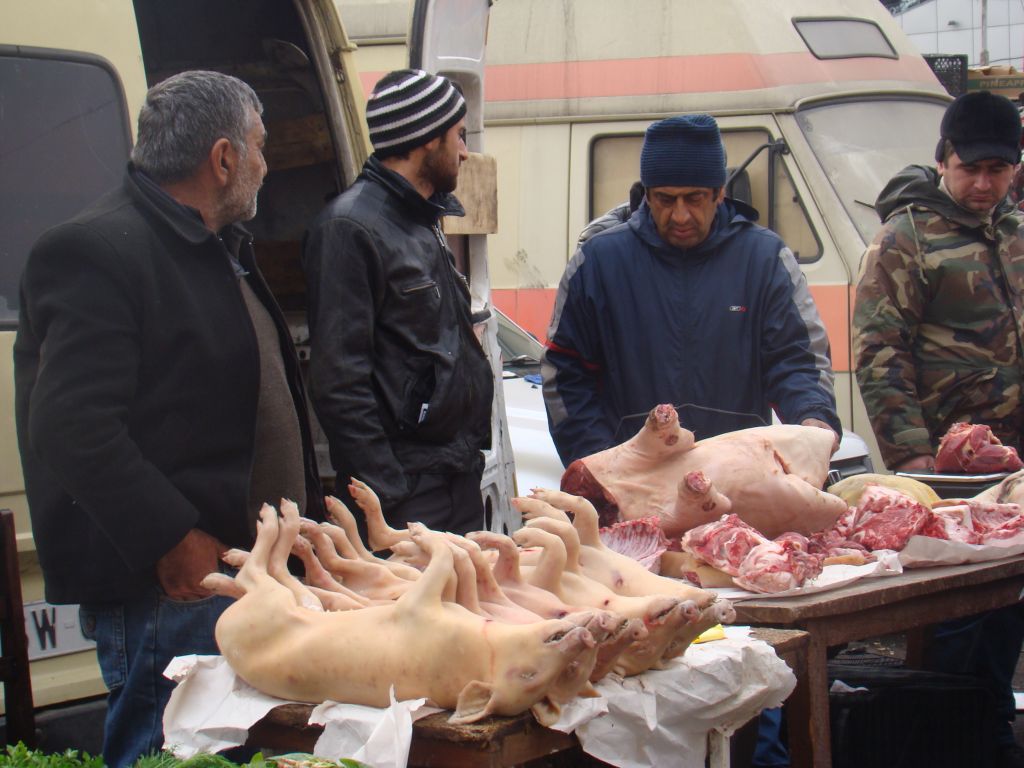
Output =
[{"x1": 795, "y1": 98, "x2": 949, "y2": 245}]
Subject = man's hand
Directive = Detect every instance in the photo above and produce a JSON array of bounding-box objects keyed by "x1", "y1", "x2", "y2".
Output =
[
  {"x1": 156, "y1": 528, "x2": 227, "y2": 601},
  {"x1": 801, "y1": 417, "x2": 840, "y2": 455},
  {"x1": 893, "y1": 454, "x2": 936, "y2": 472}
]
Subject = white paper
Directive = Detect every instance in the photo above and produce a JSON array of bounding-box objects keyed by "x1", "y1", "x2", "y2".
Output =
[
  {"x1": 162, "y1": 654, "x2": 289, "y2": 758},
  {"x1": 162, "y1": 656, "x2": 429, "y2": 766},
  {"x1": 709, "y1": 551, "x2": 904, "y2": 602},
  {"x1": 310, "y1": 688, "x2": 439, "y2": 768},
  {"x1": 550, "y1": 627, "x2": 795, "y2": 768},
  {"x1": 898, "y1": 533, "x2": 1024, "y2": 568}
]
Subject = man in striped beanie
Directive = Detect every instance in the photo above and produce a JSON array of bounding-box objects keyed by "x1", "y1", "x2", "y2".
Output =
[{"x1": 303, "y1": 69, "x2": 494, "y2": 540}]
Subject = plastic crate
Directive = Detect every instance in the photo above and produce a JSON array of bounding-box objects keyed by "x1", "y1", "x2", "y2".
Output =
[
  {"x1": 924, "y1": 54, "x2": 969, "y2": 97},
  {"x1": 828, "y1": 662, "x2": 996, "y2": 768}
]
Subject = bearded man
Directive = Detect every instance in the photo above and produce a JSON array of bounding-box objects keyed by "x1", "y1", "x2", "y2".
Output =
[{"x1": 304, "y1": 69, "x2": 493, "y2": 536}]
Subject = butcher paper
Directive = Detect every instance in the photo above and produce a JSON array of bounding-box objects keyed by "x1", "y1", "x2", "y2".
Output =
[
  {"x1": 162, "y1": 655, "x2": 437, "y2": 767},
  {"x1": 549, "y1": 626, "x2": 796, "y2": 768}
]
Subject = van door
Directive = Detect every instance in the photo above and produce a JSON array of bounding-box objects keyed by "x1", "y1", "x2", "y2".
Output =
[{"x1": 408, "y1": 0, "x2": 519, "y2": 532}]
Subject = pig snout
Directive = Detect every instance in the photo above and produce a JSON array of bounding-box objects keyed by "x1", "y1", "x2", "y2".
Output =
[
  {"x1": 547, "y1": 624, "x2": 596, "y2": 653},
  {"x1": 712, "y1": 599, "x2": 736, "y2": 625},
  {"x1": 678, "y1": 599, "x2": 700, "y2": 623},
  {"x1": 642, "y1": 596, "x2": 682, "y2": 626}
]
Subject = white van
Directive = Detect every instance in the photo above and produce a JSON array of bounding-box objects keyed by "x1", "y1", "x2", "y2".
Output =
[
  {"x1": 0, "y1": 0, "x2": 512, "y2": 736},
  {"x1": 340, "y1": 0, "x2": 952, "y2": 472}
]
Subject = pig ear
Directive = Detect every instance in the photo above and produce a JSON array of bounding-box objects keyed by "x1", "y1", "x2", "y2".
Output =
[
  {"x1": 577, "y1": 681, "x2": 601, "y2": 698},
  {"x1": 449, "y1": 680, "x2": 496, "y2": 724},
  {"x1": 530, "y1": 697, "x2": 562, "y2": 726}
]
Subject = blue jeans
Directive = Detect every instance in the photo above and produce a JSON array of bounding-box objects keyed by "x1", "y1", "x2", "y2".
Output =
[
  {"x1": 753, "y1": 707, "x2": 789, "y2": 767},
  {"x1": 925, "y1": 603, "x2": 1024, "y2": 747},
  {"x1": 80, "y1": 586, "x2": 233, "y2": 768}
]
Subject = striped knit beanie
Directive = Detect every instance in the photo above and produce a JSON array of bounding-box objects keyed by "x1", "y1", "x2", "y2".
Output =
[
  {"x1": 640, "y1": 114, "x2": 727, "y2": 189},
  {"x1": 366, "y1": 69, "x2": 467, "y2": 158}
]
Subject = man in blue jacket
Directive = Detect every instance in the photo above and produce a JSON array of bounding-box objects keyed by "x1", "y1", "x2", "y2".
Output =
[{"x1": 542, "y1": 113, "x2": 840, "y2": 465}]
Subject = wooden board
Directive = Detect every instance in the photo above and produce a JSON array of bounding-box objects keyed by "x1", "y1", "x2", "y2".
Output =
[{"x1": 444, "y1": 152, "x2": 497, "y2": 236}]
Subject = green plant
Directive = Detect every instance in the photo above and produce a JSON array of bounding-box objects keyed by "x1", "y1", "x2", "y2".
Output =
[
  {"x1": 0, "y1": 742, "x2": 104, "y2": 767},
  {"x1": 0, "y1": 745, "x2": 370, "y2": 768}
]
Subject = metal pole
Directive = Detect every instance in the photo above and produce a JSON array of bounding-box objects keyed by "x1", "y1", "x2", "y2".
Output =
[{"x1": 981, "y1": 0, "x2": 990, "y2": 66}]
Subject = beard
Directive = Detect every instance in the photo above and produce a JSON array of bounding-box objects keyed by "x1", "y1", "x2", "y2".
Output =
[
  {"x1": 221, "y1": 164, "x2": 262, "y2": 224},
  {"x1": 423, "y1": 145, "x2": 460, "y2": 195}
]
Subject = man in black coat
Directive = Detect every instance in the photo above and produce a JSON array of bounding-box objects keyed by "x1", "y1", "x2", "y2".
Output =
[
  {"x1": 14, "y1": 70, "x2": 324, "y2": 768},
  {"x1": 304, "y1": 69, "x2": 493, "y2": 538}
]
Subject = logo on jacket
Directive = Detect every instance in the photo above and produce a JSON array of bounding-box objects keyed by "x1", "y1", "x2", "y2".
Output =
[{"x1": 728, "y1": 305, "x2": 748, "y2": 312}]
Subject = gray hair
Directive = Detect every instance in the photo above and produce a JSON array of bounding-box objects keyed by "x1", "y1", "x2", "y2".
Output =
[{"x1": 130, "y1": 70, "x2": 263, "y2": 183}]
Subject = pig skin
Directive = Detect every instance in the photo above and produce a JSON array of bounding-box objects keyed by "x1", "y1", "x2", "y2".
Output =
[
  {"x1": 515, "y1": 489, "x2": 716, "y2": 608},
  {"x1": 562, "y1": 404, "x2": 847, "y2": 538},
  {"x1": 203, "y1": 502, "x2": 598, "y2": 725}
]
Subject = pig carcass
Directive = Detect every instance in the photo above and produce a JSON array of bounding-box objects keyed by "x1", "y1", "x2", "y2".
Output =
[
  {"x1": 561, "y1": 403, "x2": 847, "y2": 538},
  {"x1": 203, "y1": 501, "x2": 599, "y2": 725}
]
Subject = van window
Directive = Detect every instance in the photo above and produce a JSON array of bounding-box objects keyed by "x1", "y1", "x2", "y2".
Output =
[
  {"x1": 0, "y1": 51, "x2": 131, "y2": 326},
  {"x1": 795, "y1": 98, "x2": 948, "y2": 246},
  {"x1": 793, "y1": 18, "x2": 896, "y2": 59},
  {"x1": 589, "y1": 130, "x2": 821, "y2": 262}
]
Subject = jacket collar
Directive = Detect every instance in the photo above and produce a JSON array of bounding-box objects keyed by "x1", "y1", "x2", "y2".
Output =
[
  {"x1": 126, "y1": 163, "x2": 252, "y2": 246},
  {"x1": 875, "y1": 164, "x2": 1017, "y2": 232},
  {"x1": 361, "y1": 155, "x2": 465, "y2": 224},
  {"x1": 629, "y1": 196, "x2": 754, "y2": 260}
]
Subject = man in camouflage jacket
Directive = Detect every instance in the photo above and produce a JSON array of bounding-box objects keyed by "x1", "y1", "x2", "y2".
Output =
[
  {"x1": 854, "y1": 92, "x2": 1024, "y2": 471},
  {"x1": 854, "y1": 91, "x2": 1024, "y2": 768}
]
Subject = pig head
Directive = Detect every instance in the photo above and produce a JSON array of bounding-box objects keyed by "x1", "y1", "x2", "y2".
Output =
[{"x1": 561, "y1": 403, "x2": 847, "y2": 538}]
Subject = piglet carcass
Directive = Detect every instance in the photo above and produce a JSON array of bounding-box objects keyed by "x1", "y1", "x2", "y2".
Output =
[
  {"x1": 203, "y1": 502, "x2": 598, "y2": 725},
  {"x1": 562, "y1": 403, "x2": 846, "y2": 538}
]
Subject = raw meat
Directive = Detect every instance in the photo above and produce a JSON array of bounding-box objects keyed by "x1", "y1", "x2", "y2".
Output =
[
  {"x1": 598, "y1": 516, "x2": 668, "y2": 572},
  {"x1": 846, "y1": 486, "x2": 934, "y2": 551},
  {"x1": 561, "y1": 404, "x2": 847, "y2": 538},
  {"x1": 679, "y1": 514, "x2": 770, "y2": 576},
  {"x1": 935, "y1": 423, "x2": 1024, "y2": 474},
  {"x1": 734, "y1": 537, "x2": 824, "y2": 594}
]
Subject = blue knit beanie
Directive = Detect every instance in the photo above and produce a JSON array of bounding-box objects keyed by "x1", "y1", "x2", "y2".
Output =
[{"x1": 640, "y1": 114, "x2": 727, "y2": 189}]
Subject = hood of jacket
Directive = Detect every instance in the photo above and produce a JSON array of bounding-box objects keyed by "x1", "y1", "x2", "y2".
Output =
[
  {"x1": 360, "y1": 154, "x2": 465, "y2": 224},
  {"x1": 875, "y1": 164, "x2": 1016, "y2": 229},
  {"x1": 628, "y1": 196, "x2": 759, "y2": 261}
]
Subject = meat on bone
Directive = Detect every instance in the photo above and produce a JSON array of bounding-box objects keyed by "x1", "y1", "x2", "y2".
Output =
[
  {"x1": 561, "y1": 403, "x2": 847, "y2": 538},
  {"x1": 202, "y1": 501, "x2": 599, "y2": 725},
  {"x1": 734, "y1": 536, "x2": 824, "y2": 594},
  {"x1": 679, "y1": 514, "x2": 769, "y2": 576},
  {"x1": 935, "y1": 422, "x2": 1024, "y2": 474},
  {"x1": 598, "y1": 516, "x2": 668, "y2": 572}
]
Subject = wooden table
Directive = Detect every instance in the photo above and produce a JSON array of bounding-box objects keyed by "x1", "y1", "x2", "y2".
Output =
[
  {"x1": 732, "y1": 555, "x2": 1024, "y2": 768},
  {"x1": 244, "y1": 627, "x2": 808, "y2": 767}
]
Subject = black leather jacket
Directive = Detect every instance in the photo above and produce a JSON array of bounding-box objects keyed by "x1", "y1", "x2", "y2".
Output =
[{"x1": 304, "y1": 156, "x2": 493, "y2": 504}]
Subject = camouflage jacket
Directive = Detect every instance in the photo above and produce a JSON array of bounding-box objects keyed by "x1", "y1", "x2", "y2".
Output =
[{"x1": 853, "y1": 164, "x2": 1024, "y2": 468}]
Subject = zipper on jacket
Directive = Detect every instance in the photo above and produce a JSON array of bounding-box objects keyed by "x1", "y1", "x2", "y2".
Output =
[
  {"x1": 433, "y1": 224, "x2": 470, "y2": 292},
  {"x1": 402, "y1": 280, "x2": 441, "y2": 298}
]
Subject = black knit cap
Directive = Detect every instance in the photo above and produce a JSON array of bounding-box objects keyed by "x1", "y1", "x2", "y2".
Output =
[
  {"x1": 935, "y1": 91, "x2": 1022, "y2": 165},
  {"x1": 366, "y1": 69, "x2": 467, "y2": 158},
  {"x1": 640, "y1": 114, "x2": 727, "y2": 189}
]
